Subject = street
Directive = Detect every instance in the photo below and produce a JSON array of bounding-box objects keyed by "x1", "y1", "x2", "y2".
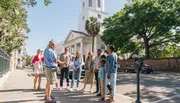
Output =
[
  {"x1": 116, "y1": 72, "x2": 180, "y2": 103},
  {"x1": 0, "y1": 68, "x2": 180, "y2": 103}
]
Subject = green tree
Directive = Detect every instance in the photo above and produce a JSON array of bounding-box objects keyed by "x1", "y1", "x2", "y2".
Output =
[
  {"x1": 0, "y1": 0, "x2": 51, "y2": 55},
  {"x1": 101, "y1": 0, "x2": 180, "y2": 59},
  {"x1": 150, "y1": 43, "x2": 180, "y2": 58},
  {"x1": 26, "y1": 55, "x2": 33, "y2": 65},
  {"x1": 85, "y1": 17, "x2": 100, "y2": 52}
]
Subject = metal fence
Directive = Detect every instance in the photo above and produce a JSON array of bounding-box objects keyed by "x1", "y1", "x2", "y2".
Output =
[{"x1": 0, "y1": 48, "x2": 10, "y2": 77}]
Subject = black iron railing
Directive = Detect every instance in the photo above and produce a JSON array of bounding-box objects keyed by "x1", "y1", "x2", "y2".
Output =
[{"x1": 0, "y1": 48, "x2": 10, "y2": 77}]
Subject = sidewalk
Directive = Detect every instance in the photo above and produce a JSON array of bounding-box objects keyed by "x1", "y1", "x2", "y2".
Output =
[{"x1": 0, "y1": 68, "x2": 134, "y2": 103}]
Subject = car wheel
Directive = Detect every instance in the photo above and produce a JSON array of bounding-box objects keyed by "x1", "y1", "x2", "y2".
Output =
[{"x1": 147, "y1": 71, "x2": 150, "y2": 74}]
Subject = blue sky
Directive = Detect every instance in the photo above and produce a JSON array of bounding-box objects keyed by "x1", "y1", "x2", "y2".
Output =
[{"x1": 26, "y1": 0, "x2": 128, "y2": 55}]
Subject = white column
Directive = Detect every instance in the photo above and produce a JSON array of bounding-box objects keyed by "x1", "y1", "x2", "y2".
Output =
[
  {"x1": 70, "y1": 46, "x2": 73, "y2": 54},
  {"x1": 94, "y1": 36, "x2": 97, "y2": 56},
  {"x1": 80, "y1": 41, "x2": 84, "y2": 58},
  {"x1": 74, "y1": 44, "x2": 77, "y2": 54}
]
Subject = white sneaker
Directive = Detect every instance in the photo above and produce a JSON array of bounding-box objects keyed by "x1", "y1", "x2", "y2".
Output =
[
  {"x1": 69, "y1": 88, "x2": 73, "y2": 92},
  {"x1": 60, "y1": 87, "x2": 63, "y2": 90},
  {"x1": 76, "y1": 88, "x2": 80, "y2": 91},
  {"x1": 66, "y1": 86, "x2": 70, "y2": 90}
]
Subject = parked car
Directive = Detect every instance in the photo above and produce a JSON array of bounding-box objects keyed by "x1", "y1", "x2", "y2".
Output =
[{"x1": 124, "y1": 64, "x2": 154, "y2": 74}]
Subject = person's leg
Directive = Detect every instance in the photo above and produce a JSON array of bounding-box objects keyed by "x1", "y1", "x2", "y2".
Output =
[
  {"x1": 33, "y1": 74, "x2": 38, "y2": 89},
  {"x1": 82, "y1": 71, "x2": 88, "y2": 90},
  {"x1": 95, "y1": 72, "x2": 99, "y2": 93},
  {"x1": 101, "y1": 80, "x2": 105, "y2": 100},
  {"x1": 71, "y1": 70, "x2": 75, "y2": 89},
  {"x1": 109, "y1": 73, "x2": 117, "y2": 102},
  {"x1": 45, "y1": 67, "x2": 50, "y2": 100},
  {"x1": 76, "y1": 69, "x2": 82, "y2": 89},
  {"x1": 48, "y1": 83, "x2": 53, "y2": 99},
  {"x1": 65, "y1": 68, "x2": 70, "y2": 87},
  {"x1": 47, "y1": 68, "x2": 57, "y2": 101},
  {"x1": 60, "y1": 68, "x2": 65, "y2": 87},
  {"x1": 38, "y1": 74, "x2": 42, "y2": 89}
]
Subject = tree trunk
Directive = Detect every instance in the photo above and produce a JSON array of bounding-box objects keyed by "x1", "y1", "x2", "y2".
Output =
[
  {"x1": 92, "y1": 36, "x2": 95, "y2": 53},
  {"x1": 144, "y1": 38, "x2": 150, "y2": 59}
]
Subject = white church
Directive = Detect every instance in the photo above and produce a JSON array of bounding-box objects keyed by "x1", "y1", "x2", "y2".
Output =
[{"x1": 56, "y1": 0, "x2": 109, "y2": 60}]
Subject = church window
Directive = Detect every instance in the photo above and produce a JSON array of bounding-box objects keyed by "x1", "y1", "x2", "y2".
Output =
[
  {"x1": 83, "y1": 2, "x2": 85, "y2": 10},
  {"x1": 101, "y1": 44, "x2": 105, "y2": 50},
  {"x1": 89, "y1": 0, "x2": 92, "y2": 7},
  {"x1": 82, "y1": 16, "x2": 85, "y2": 20},
  {"x1": 98, "y1": 0, "x2": 101, "y2": 8},
  {"x1": 98, "y1": 14, "x2": 101, "y2": 18}
]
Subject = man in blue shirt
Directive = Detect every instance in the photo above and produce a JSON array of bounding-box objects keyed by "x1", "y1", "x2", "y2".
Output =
[
  {"x1": 44, "y1": 40, "x2": 64, "y2": 102},
  {"x1": 106, "y1": 45, "x2": 117, "y2": 102}
]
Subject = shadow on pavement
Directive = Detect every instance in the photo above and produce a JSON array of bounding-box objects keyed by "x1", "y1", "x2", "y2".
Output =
[
  {"x1": 3, "y1": 99, "x2": 44, "y2": 103},
  {"x1": 51, "y1": 90, "x2": 107, "y2": 103},
  {"x1": 0, "y1": 89, "x2": 45, "y2": 93},
  {"x1": 116, "y1": 73, "x2": 180, "y2": 103}
]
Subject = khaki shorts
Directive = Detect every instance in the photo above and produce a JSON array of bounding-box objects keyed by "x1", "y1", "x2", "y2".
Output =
[{"x1": 45, "y1": 67, "x2": 57, "y2": 84}]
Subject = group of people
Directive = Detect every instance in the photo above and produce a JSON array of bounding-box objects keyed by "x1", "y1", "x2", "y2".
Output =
[{"x1": 32, "y1": 40, "x2": 117, "y2": 103}]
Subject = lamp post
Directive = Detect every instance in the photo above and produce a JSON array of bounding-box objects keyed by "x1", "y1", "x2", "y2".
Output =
[{"x1": 132, "y1": 54, "x2": 144, "y2": 103}]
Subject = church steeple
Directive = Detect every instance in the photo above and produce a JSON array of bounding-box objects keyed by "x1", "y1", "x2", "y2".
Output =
[
  {"x1": 81, "y1": 0, "x2": 105, "y2": 12},
  {"x1": 79, "y1": 0, "x2": 108, "y2": 32}
]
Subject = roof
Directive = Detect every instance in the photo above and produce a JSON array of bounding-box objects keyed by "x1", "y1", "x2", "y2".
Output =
[{"x1": 71, "y1": 30, "x2": 90, "y2": 37}]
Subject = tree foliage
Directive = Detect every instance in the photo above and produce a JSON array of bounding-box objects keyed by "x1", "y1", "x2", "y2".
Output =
[
  {"x1": 150, "y1": 43, "x2": 180, "y2": 58},
  {"x1": 85, "y1": 17, "x2": 100, "y2": 52},
  {"x1": 26, "y1": 55, "x2": 33, "y2": 65},
  {"x1": 101, "y1": 0, "x2": 180, "y2": 59},
  {"x1": 0, "y1": 0, "x2": 51, "y2": 55}
]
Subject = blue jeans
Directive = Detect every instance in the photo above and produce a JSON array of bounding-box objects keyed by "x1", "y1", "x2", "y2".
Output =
[
  {"x1": 71, "y1": 68, "x2": 82, "y2": 88},
  {"x1": 60, "y1": 67, "x2": 69, "y2": 87},
  {"x1": 110, "y1": 73, "x2": 117, "y2": 97}
]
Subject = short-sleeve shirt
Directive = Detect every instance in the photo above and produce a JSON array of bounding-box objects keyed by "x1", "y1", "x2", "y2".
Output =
[
  {"x1": 59, "y1": 53, "x2": 71, "y2": 68},
  {"x1": 99, "y1": 67, "x2": 105, "y2": 81},
  {"x1": 44, "y1": 48, "x2": 57, "y2": 67},
  {"x1": 32, "y1": 55, "x2": 42, "y2": 64}
]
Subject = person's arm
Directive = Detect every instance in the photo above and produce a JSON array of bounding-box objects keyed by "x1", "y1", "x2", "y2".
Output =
[
  {"x1": 93, "y1": 57, "x2": 96, "y2": 70},
  {"x1": 109, "y1": 55, "x2": 115, "y2": 74},
  {"x1": 73, "y1": 58, "x2": 76, "y2": 68},
  {"x1": 31, "y1": 56, "x2": 36, "y2": 64},
  {"x1": 102, "y1": 68, "x2": 105, "y2": 80},
  {"x1": 77, "y1": 58, "x2": 82, "y2": 69},
  {"x1": 55, "y1": 60, "x2": 64, "y2": 65},
  {"x1": 50, "y1": 51, "x2": 64, "y2": 65}
]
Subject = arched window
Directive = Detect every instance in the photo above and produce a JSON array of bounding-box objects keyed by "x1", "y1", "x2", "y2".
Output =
[
  {"x1": 101, "y1": 44, "x2": 105, "y2": 50},
  {"x1": 89, "y1": 0, "x2": 92, "y2": 7},
  {"x1": 83, "y1": 2, "x2": 85, "y2": 9},
  {"x1": 98, "y1": 0, "x2": 101, "y2": 8}
]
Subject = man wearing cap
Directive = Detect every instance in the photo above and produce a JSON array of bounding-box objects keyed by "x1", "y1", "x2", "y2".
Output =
[
  {"x1": 44, "y1": 40, "x2": 64, "y2": 102},
  {"x1": 59, "y1": 48, "x2": 71, "y2": 89}
]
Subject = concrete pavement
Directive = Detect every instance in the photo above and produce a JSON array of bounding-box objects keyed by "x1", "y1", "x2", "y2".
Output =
[{"x1": 0, "y1": 68, "x2": 134, "y2": 103}]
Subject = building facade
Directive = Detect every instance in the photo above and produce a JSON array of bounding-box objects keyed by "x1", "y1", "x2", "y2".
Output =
[
  {"x1": 61, "y1": 0, "x2": 108, "y2": 60},
  {"x1": 56, "y1": 41, "x2": 64, "y2": 56},
  {"x1": 16, "y1": 34, "x2": 28, "y2": 69}
]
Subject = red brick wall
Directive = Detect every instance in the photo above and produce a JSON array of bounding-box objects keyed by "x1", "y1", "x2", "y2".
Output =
[{"x1": 119, "y1": 57, "x2": 180, "y2": 72}]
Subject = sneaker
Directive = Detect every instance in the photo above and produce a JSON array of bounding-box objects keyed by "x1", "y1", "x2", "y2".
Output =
[
  {"x1": 44, "y1": 95, "x2": 55, "y2": 100},
  {"x1": 107, "y1": 92, "x2": 111, "y2": 95},
  {"x1": 99, "y1": 97, "x2": 105, "y2": 101},
  {"x1": 76, "y1": 88, "x2": 80, "y2": 91},
  {"x1": 96, "y1": 93, "x2": 101, "y2": 97},
  {"x1": 90, "y1": 89, "x2": 94, "y2": 93},
  {"x1": 66, "y1": 86, "x2": 70, "y2": 90},
  {"x1": 69, "y1": 88, "x2": 73, "y2": 92},
  {"x1": 45, "y1": 98, "x2": 56, "y2": 103},
  {"x1": 59, "y1": 87, "x2": 63, "y2": 90}
]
